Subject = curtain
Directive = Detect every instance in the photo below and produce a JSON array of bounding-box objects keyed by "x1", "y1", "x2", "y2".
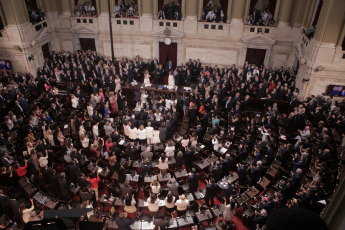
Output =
[
  {"x1": 249, "y1": 0, "x2": 259, "y2": 14},
  {"x1": 218, "y1": 0, "x2": 228, "y2": 15},
  {"x1": 267, "y1": 0, "x2": 276, "y2": 18},
  {"x1": 79, "y1": 38, "x2": 96, "y2": 51},
  {"x1": 159, "y1": 0, "x2": 182, "y2": 11},
  {"x1": 246, "y1": 48, "x2": 266, "y2": 66},
  {"x1": 159, "y1": 42, "x2": 177, "y2": 67}
]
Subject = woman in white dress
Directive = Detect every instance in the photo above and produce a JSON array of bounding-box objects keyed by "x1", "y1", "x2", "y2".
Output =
[
  {"x1": 168, "y1": 70, "x2": 175, "y2": 86},
  {"x1": 152, "y1": 128, "x2": 160, "y2": 144},
  {"x1": 81, "y1": 134, "x2": 90, "y2": 148},
  {"x1": 143, "y1": 69, "x2": 151, "y2": 85},
  {"x1": 190, "y1": 133, "x2": 198, "y2": 149},
  {"x1": 46, "y1": 127, "x2": 55, "y2": 146},
  {"x1": 223, "y1": 196, "x2": 236, "y2": 222},
  {"x1": 87, "y1": 102, "x2": 93, "y2": 117},
  {"x1": 123, "y1": 122, "x2": 130, "y2": 137},
  {"x1": 165, "y1": 140, "x2": 175, "y2": 159},
  {"x1": 124, "y1": 194, "x2": 137, "y2": 214},
  {"x1": 146, "y1": 122, "x2": 154, "y2": 144},
  {"x1": 79, "y1": 124, "x2": 86, "y2": 139},
  {"x1": 158, "y1": 153, "x2": 169, "y2": 174},
  {"x1": 114, "y1": 75, "x2": 122, "y2": 93},
  {"x1": 92, "y1": 122, "x2": 99, "y2": 137},
  {"x1": 212, "y1": 136, "x2": 222, "y2": 151},
  {"x1": 71, "y1": 94, "x2": 79, "y2": 109}
]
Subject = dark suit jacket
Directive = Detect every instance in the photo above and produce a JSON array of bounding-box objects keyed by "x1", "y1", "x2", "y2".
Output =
[
  {"x1": 115, "y1": 217, "x2": 134, "y2": 230},
  {"x1": 187, "y1": 173, "x2": 199, "y2": 189}
]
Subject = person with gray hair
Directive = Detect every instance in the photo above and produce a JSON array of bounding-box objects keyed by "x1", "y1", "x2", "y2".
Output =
[{"x1": 167, "y1": 177, "x2": 179, "y2": 197}]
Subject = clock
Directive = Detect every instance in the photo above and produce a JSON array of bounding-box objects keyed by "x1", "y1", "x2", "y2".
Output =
[{"x1": 164, "y1": 37, "x2": 172, "y2": 45}]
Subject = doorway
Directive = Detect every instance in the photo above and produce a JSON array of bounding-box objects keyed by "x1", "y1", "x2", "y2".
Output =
[
  {"x1": 245, "y1": 48, "x2": 266, "y2": 66},
  {"x1": 41, "y1": 42, "x2": 50, "y2": 59},
  {"x1": 79, "y1": 38, "x2": 96, "y2": 51},
  {"x1": 159, "y1": 42, "x2": 177, "y2": 69}
]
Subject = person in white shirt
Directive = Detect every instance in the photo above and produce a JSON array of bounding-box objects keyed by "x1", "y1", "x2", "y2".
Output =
[
  {"x1": 71, "y1": 94, "x2": 78, "y2": 109},
  {"x1": 206, "y1": 10, "x2": 215, "y2": 21},
  {"x1": 158, "y1": 153, "x2": 169, "y2": 174},
  {"x1": 92, "y1": 122, "x2": 99, "y2": 137},
  {"x1": 129, "y1": 126, "x2": 139, "y2": 141},
  {"x1": 123, "y1": 121, "x2": 130, "y2": 137},
  {"x1": 81, "y1": 134, "x2": 89, "y2": 148},
  {"x1": 212, "y1": 136, "x2": 222, "y2": 151},
  {"x1": 20, "y1": 198, "x2": 35, "y2": 224},
  {"x1": 37, "y1": 152, "x2": 49, "y2": 168},
  {"x1": 146, "y1": 122, "x2": 154, "y2": 144},
  {"x1": 87, "y1": 102, "x2": 93, "y2": 117},
  {"x1": 124, "y1": 194, "x2": 137, "y2": 214},
  {"x1": 165, "y1": 191, "x2": 175, "y2": 214},
  {"x1": 138, "y1": 125, "x2": 147, "y2": 144},
  {"x1": 147, "y1": 193, "x2": 159, "y2": 217},
  {"x1": 152, "y1": 128, "x2": 160, "y2": 144},
  {"x1": 165, "y1": 140, "x2": 175, "y2": 159},
  {"x1": 181, "y1": 135, "x2": 190, "y2": 149},
  {"x1": 168, "y1": 70, "x2": 175, "y2": 86},
  {"x1": 175, "y1": 194, "x2": 189, "y2": 216},
  {"x1": 150, "y1": 179, "x2": 161, "y2": 194}
]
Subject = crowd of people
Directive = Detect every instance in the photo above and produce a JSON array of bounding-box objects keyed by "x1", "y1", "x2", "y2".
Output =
[
  {"x1": 246, "y1": 9, "x2": 275, "y2": 26},
  {"x1": 158, "y1": 2, "x2": 182, "y2": 20},
  {"x1": 201, "y1": 3, "x2": 227, "y2": 23},
  {"x1": 114, "y1": 1, "x2": 139, "y2": 18},
  {"x1": 27, "y1": 8, "x2": 45, "y2": 24},
  {"x1": 0, "y1": 49, "x2": 342, "y2": 230},
  {"x1": 74, "y1": 1, "x2": 97, "y2": 17}
]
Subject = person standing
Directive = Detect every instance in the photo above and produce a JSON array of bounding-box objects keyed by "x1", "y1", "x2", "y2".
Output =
[
  {"x1": 204, "y1": 178, "x2": 217, "y2": 206},
  {"x1": 115, "y1": 212, "x2": 134, "y2": 230},
  {"x1": 88, "y1": 172, "x2": 101, "y2": 201}
]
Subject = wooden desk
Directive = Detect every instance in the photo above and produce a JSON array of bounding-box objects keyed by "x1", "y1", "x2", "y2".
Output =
[
  {"x1": 257, "y1": 177, "x2": 271, "y2": 190},
  {"x1": 158, "y1": 173, "x2": 171, "y2": 182},
  {"x1": 245, "y1": 187, "x2": 260, "y2": 199},
  {"x1": 196, "y1": 209, "x2": 213, "y2": 222},
  {"x1": 126, "y1": 174, "x2": 139, "y2": 183},
  {"x1": 206, "y1": 155, "x2": 219, "y2": 164},
  {"x1": 174, "y1": 169, "x2": 188, "y2": 179},
  {"x1": 195, "y1": 160, "x2": 211, "y2": 171},
  {"x1": 194, "y1": 189, "x2": 206, "y2": 200},
  {"x1": 176, "y1": 216, "x2": 194, "y2": 227},
  {"x1": 144, "y1": 175, "x2": 157, "y2": 183}
]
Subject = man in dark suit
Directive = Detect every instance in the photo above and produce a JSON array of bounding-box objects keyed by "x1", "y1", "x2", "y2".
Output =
[
  {"x1": 165, "y1": 60, "x2": 174, "y2": 73},
  {"x1": 115, "y1": 212, "x2": 134, "y2": 230},
  {"x1": 58, "y1": 172, "x2": 71, "y2": 200},
  {"x1": 154, "y1": 64, "x2": 163, "y2": 84},
  {"x1": 248, "y1": 161, "x2": 263, "y2": 187},
  {"x1": 204, "y1": 178, "x2": 217, "y2": 206},
  {"x1": 187, "y1": 168, "x2": 199, "y2": 193},
  {"x1": 8, "y1": 194, "x2": 24, "y2": 227},
  {"x1": 154, "y1": 212, "x2": 170, "y2": 229},
  {"x1": 237, "y1": 161, "x2": 249, "y2": 186},
  {"x1": 159, "y1": 123, "x2": 167, "y2": 143},
  {"x1": 14, "y1": 101, "x2": 24, "y2": 116}
]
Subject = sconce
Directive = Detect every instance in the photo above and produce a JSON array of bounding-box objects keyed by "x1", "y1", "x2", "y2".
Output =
[
  {"x1": 299, "y1": 57, "x2": 306, "y2": 65},
  {"x1": 315, "y1": 65, "x2": 324, "y2": 72},
  {"x1": 31, "y1": 40, "x2": 37, "y2": 47},
  {"x1": 28, "y1": 55, "x2": 34, "y2": 61},
  {"x1": 13, "y1": 45, "x2": 23, "y2": 52}
]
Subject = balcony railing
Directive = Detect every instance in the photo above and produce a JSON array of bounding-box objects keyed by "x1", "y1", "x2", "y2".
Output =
[{"x1": 34, "y1": 20, "x2": 48, "y2": 32}]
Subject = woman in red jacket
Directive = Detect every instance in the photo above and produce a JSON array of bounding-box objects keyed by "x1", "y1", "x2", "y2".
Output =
[
  {"x1": 14, "y1": 160, "x2": 28, "y2": 177},
  {"x1": 88, "y1": 172, "x2": 101, "y2": 201}
]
